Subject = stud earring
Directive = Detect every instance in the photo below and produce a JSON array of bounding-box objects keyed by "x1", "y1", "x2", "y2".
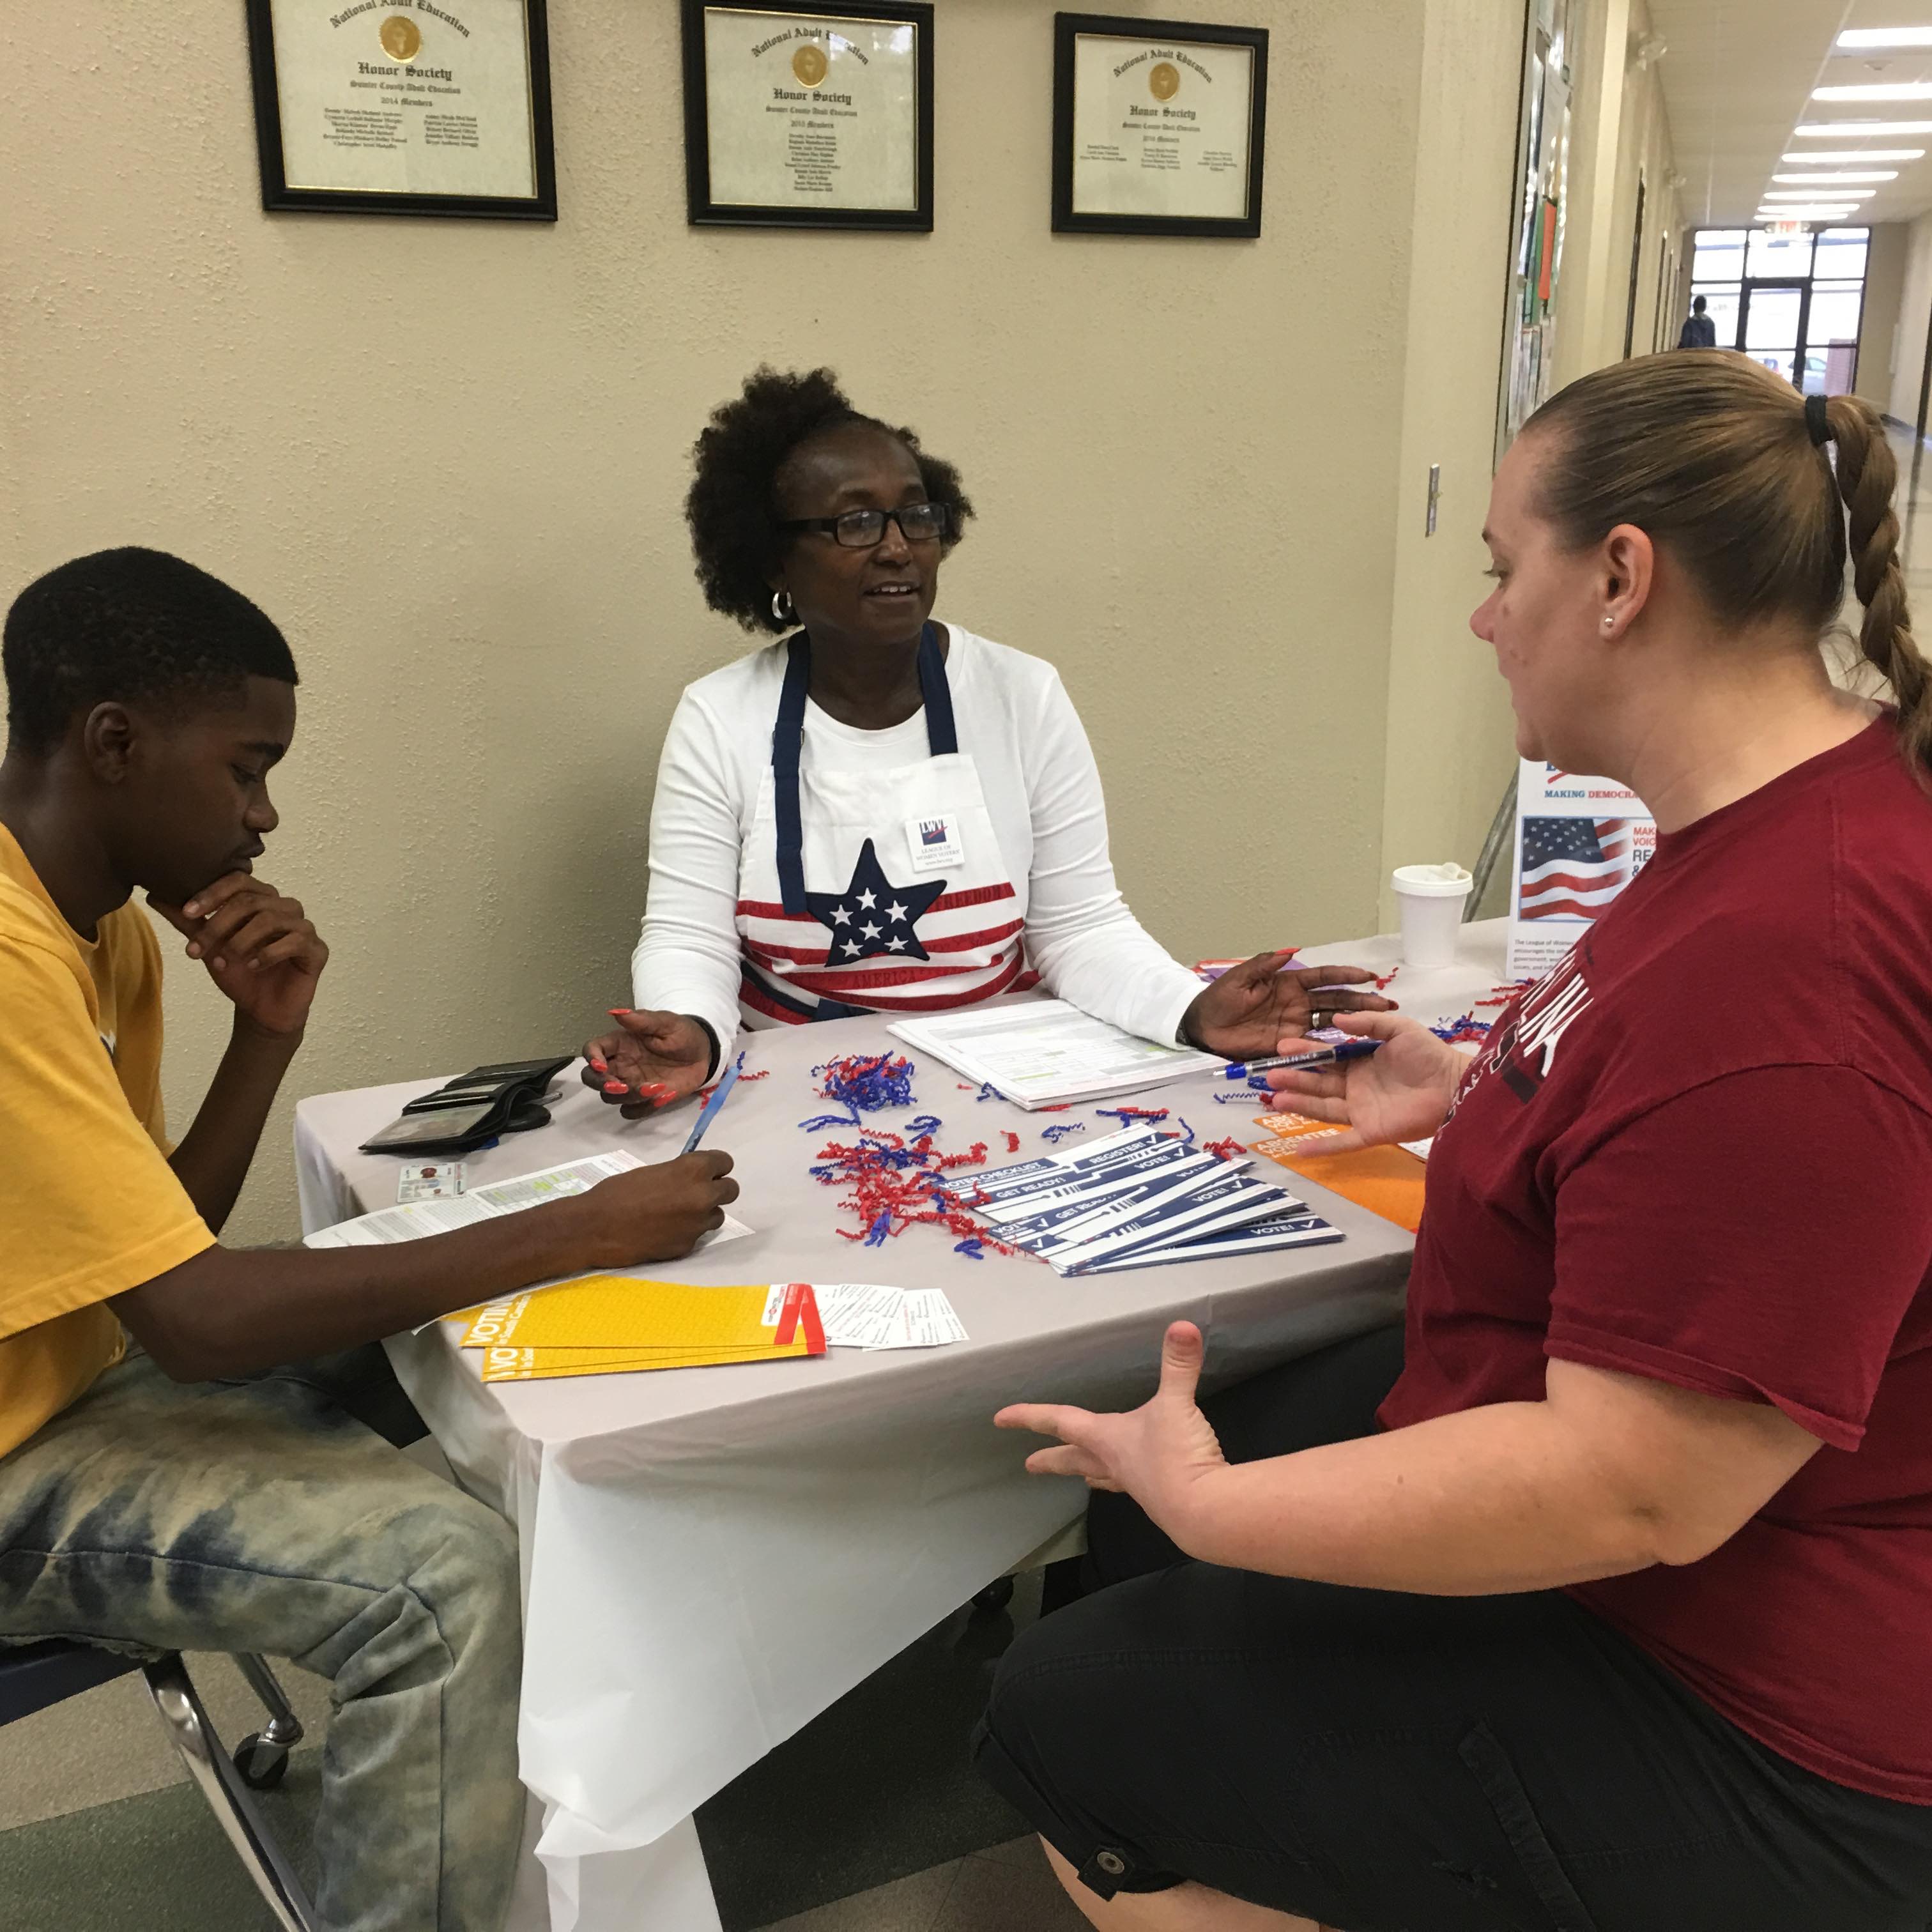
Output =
[
  {"x1": 1602, "y1": 615, "x2": 1615, "y2": 630},
  {"x1": 772, "y1": 588, "x2": 795, "y2": 625}
]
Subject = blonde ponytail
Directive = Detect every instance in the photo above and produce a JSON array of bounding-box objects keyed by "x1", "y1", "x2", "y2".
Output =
[{"x1": 1823, "y1": 394, "x2": 1932, "y2": 771}]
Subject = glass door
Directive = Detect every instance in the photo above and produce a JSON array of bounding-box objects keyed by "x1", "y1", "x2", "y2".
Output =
[
  {"x1": 1686, "y1": 227, "x2": 1870, "y2": 395},
  {"x1": 1741, "y1": 281, "x2": 1809, "y2": 390},
  {"x1": 1802, "y1": 229, "x2": 1869, "y2": 396}
]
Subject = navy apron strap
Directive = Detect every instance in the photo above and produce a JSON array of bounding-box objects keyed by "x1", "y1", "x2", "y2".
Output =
[
  {"x1": 772, "y1": 634, "x2": 813, "y2": 915},
  {"x1": 916, "y1": 622, "x2": 957, "y2": 755},
  {"x1": 770, "y1": 619, "x2": 954, "y2": 924}
]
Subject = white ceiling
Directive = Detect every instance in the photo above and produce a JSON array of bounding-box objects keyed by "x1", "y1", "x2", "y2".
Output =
[{"x1": 1646, "y1": 0, "x2": 1932, "y2": 228}]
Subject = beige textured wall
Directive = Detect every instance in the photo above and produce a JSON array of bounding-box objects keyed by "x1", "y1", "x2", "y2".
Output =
[
  {"x1": 1556, "y1": 0, "x2": 1683, "y2": 386},
  {"x1": 1887, "y1": 211, "x2": 1932, "y2": 428},
  {"x1": 1374, "y1": 0, "x2": 1689, "y2": 927},
  {"x1": 1857, "y1": 224, "x2": 1907, "y2": 415},
  {"x1": 4, "y1": 0, "x2": 1476, "y2": 1243},
  {"x1": 1378, "y1": 1, "x2": 1526, "y2": 921}
]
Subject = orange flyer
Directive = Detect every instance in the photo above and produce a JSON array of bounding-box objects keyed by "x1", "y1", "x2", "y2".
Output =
[{"x1": 1247, "y1": 1114, "x2": 1427, "y2": 1233}]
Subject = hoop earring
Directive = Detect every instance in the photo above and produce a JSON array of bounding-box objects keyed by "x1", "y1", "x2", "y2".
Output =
[{"x1": 772, "y1": 588, "x2": 795, "y2": 625}]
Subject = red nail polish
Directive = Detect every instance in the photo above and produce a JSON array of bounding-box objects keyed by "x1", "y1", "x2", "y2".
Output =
[
  {"x1": 608, "y1": 1008, "x2": 632, "y2": 1017},
  {"x1": 589, "y1": 1058, "x2": 608, "y2": 1071},
  {"x1": 603, "y1": 1080, "x2": 627, "y2": 1095},
  {"x1": 639, "y1": 1083, "x2": 675, "y2": 1099}
]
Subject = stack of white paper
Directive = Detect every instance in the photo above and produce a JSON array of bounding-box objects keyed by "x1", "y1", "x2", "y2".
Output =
[
  {"x1": 888, "y1": 1000, "x2": 1222, "y2": 1110},
  {"x1": 307, "y1": 1151, "x2": 752, "y2": 1252},
  {"x1": 804, "y1": 1283, "x2": 970, "y2": 1349},
  {"x1": 940, "y1": 1126, "x2": 1342, "y2": 1275}
]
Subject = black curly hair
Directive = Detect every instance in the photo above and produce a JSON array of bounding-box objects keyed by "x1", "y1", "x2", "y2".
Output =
[
  {"x1": 4, "y1": 548, "x2": 296, "y2": 757},
  {"x1": 686, "y1": 367, "x2": 974, "y2": 634}
]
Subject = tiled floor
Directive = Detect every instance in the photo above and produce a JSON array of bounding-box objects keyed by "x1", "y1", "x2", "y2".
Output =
[{"x1": 1885, "y1": 421, "x2": 1932, "y2": 595}]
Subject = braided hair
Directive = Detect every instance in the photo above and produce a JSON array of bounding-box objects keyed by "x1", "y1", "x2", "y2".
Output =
[{"x1": 1526, "y1": 350, "x2": 1932, "y2": 775}]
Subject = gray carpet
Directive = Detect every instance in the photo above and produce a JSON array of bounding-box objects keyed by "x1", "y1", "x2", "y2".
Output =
[
  {"x1": 0, "y1": 1765, "x2": 317, "y2": 1932},
  {"x1": 0, "y1": 1577, "x2": 1041, "y2": 1932}
]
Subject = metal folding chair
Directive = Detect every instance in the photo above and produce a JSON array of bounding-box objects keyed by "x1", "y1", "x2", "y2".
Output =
[{"x1": 0, "y1": 1639, "x2": 317, "y2": 1931}]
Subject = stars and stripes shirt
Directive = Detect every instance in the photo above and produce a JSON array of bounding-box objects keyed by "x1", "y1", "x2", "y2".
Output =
[{"x1": 631, "y1": 627, "x2": 1203, "y2": 1048}]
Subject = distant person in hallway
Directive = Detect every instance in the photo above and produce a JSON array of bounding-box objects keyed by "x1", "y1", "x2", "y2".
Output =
[
  {"x1": 1678, "y1": 292, "x2": 1719, "y2": 348},
  {"x1": 977, "y1": 355, "x2": 1932, "y2": 1932}
]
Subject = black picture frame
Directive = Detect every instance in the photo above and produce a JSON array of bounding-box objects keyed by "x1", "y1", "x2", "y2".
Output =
[
  {"x1": 1052, "y1": 12, "x2": 1267, "y2": 239},
  {"x1": 681, "y1": 0, "x2": 935, "y2": 231},
  {"x1": 244, "y1": 0, "x2": 558, "y2": 221}
]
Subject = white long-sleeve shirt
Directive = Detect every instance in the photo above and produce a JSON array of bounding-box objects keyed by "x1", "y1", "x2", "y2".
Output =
[{"x1": 631, "y1": 624, "x2": 1204, "y2": 1052}]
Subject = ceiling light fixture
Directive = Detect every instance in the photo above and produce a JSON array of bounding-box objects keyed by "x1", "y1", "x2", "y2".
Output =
[
  {"x1": 1781, "y1": 150, "x2": 1924, "y2": 163},
  {"x1": 1812, "y1": 83, "x2": 1932, "y2": 103},
  {"x1": 1758, "y1": 206, "x2": 1858, "y2": 220},
  {"x1": 1762, "y1": 188, "x2": 1874, "y2": 200},
  {"x1": 1836, "y1": 27, "x2": 1932, "y2": 50},
  {"x1": 1794, "y1": 120, "x2": 1932, "y2": 135},
  {"x1": 1772, "y1": 171, "x2": 1897, "y2": 183}
]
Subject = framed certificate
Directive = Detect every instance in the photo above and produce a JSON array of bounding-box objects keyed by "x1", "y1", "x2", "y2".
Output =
[
  {"x1": 1052, "y1": 13, "x2": 1268, "y2": 238},
  {"x1": 245, "y1": 0, "x2": 556, "y2": 220},
  {"x1": 682, "y1": 1, "x2": 934, "y2": 230}
]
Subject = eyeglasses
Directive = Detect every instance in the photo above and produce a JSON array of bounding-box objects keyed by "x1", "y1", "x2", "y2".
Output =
[{"x1": 779, "y1": 502, "x2": 951, "y2": 548}]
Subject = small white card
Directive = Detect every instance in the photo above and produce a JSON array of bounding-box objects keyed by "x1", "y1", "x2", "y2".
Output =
[
  {"x1": 885, "y1": 1288, "x2": 971, "y2": 1349},
  {"x1": 765, "y1": 1282, "x2": 969, "y2": 1351},
  {"x1": 397, "y1": 1162, "x2": 465, "y2": 1202},
  {"x1": 905, "y1": 814, "x2": 963, "y2": 873}
]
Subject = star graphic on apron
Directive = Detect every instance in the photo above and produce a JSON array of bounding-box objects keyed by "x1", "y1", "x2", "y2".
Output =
[{"x1": 804, "y1": 839, "x2": 947, "y2": 963}]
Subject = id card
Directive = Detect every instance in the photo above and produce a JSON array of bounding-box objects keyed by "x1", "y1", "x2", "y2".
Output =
[
  {"x1": 905, "y1": 814, "x2": 963, "y2": 873},
  {"x1": 398, "y1": 1162, "x2": 466, "y2": 1202}
]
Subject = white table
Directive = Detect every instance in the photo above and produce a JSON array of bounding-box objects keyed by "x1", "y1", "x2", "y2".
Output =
[{"x1": 293, "y1": 921, "x2": 1509, "y2": 1932}]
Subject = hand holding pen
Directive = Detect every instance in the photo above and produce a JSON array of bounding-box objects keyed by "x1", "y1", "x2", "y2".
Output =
[{"x1": 1255, "y1": 1013, "x2": 1470, "y2": 1154}]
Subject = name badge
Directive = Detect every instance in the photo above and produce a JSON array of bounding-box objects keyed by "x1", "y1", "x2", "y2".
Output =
[{"x1": 905, "y1": 814, "x2": 963, "y2": 873}]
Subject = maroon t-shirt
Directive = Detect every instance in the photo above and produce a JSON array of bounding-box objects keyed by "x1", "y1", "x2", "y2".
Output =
[{"x1": 1381, "y1": 718, "x2": 1932, "y2": 1803}]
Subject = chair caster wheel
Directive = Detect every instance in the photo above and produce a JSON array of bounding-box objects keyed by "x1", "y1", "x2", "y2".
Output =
[
  {"x1": 969, "y1": 1577, "x2": 1015, "y2": 1616},
  {"x1": 234, "y1": 1734, "x2": 289, "y2": 1791}
]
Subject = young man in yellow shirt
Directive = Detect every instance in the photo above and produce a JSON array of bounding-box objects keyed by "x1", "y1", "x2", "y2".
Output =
[{"x1": 0, "y1": 549, "x2": 741, "y2": 1932}]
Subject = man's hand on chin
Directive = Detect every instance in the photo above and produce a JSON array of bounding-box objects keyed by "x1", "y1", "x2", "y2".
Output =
[{"x1": 150, "y1": 871, "x2": 329, "y2": 1042}]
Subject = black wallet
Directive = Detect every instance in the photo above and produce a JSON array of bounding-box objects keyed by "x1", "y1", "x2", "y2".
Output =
[{"x1": 358, "y1": 1057, "x2": 575, "y2": 1156}]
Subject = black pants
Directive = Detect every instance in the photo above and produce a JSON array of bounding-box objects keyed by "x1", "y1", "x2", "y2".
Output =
[{"x1": 974, "y1": 1327, "x2": 1932, "y2": 1931}]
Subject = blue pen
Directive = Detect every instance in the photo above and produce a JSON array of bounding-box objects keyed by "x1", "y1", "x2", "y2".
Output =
[
  {"x1": 681, "y1": 1055, "x2": 744, "y2": 1154},
  {"x1": 1222, "y1": 1039, "x2": 1384, "y2": 1080}
]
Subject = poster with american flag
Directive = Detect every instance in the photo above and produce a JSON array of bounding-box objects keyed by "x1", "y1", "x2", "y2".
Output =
[{"x1": 1506, "y1": 760, "x2": 1655, "y2": 977}]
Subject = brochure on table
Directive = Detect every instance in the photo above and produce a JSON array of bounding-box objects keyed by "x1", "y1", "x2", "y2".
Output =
[
  {"x1": 946, "y1": 1124, "x2": 1342, "y2": 1273},
  {"x1": 889, "y1": 1000, "x2": 1220, "y2": 1108},
  {"x1": 1506, "y1": 759, "x2": 1657, "y2": 979}
]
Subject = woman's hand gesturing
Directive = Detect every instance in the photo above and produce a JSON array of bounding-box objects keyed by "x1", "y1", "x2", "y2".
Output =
[
  {"x1": 1180, "y1": 952, "x2": 1396, "y2": 1062},
  {"x1": 1263, "y1": 1011, "x2": 1468, "y2": 1153},
  {"x1": 995, "y1": 1322, "x2": 1226, "y2": 1540},
  {"x1": 579, "y1": 1009, "x2": 714, "y2": 1119}
]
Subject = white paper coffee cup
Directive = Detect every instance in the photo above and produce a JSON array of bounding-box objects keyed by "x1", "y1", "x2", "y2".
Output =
[{"x1": 1392, "y1": 862, "x2": 1473, "y2": 967}]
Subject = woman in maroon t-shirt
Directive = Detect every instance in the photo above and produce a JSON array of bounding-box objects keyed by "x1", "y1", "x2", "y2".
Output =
[{"x1": 975, "y1": 353, "x2": 1932, "y2": 1932}]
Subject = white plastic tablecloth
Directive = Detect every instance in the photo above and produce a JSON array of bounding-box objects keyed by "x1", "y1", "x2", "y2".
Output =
[{"x1": 293, "y1": 923, "x2": 1510, "y2": 1931}]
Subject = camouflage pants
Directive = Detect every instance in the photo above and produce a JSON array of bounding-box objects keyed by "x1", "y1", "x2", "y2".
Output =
[{"x1": 0, "y1": 1345, "x2": 522, "y2": 1932}]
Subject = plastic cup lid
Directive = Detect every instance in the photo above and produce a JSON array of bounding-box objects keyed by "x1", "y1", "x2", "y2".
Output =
[{"x1": 1392, "y1": 862, "x2": 1473, "y2": 897}]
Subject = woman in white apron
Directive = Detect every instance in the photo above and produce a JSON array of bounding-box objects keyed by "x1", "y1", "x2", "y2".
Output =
[{"x1": 583, "y1": 369, "x2": 1390, "y2": 1113}]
